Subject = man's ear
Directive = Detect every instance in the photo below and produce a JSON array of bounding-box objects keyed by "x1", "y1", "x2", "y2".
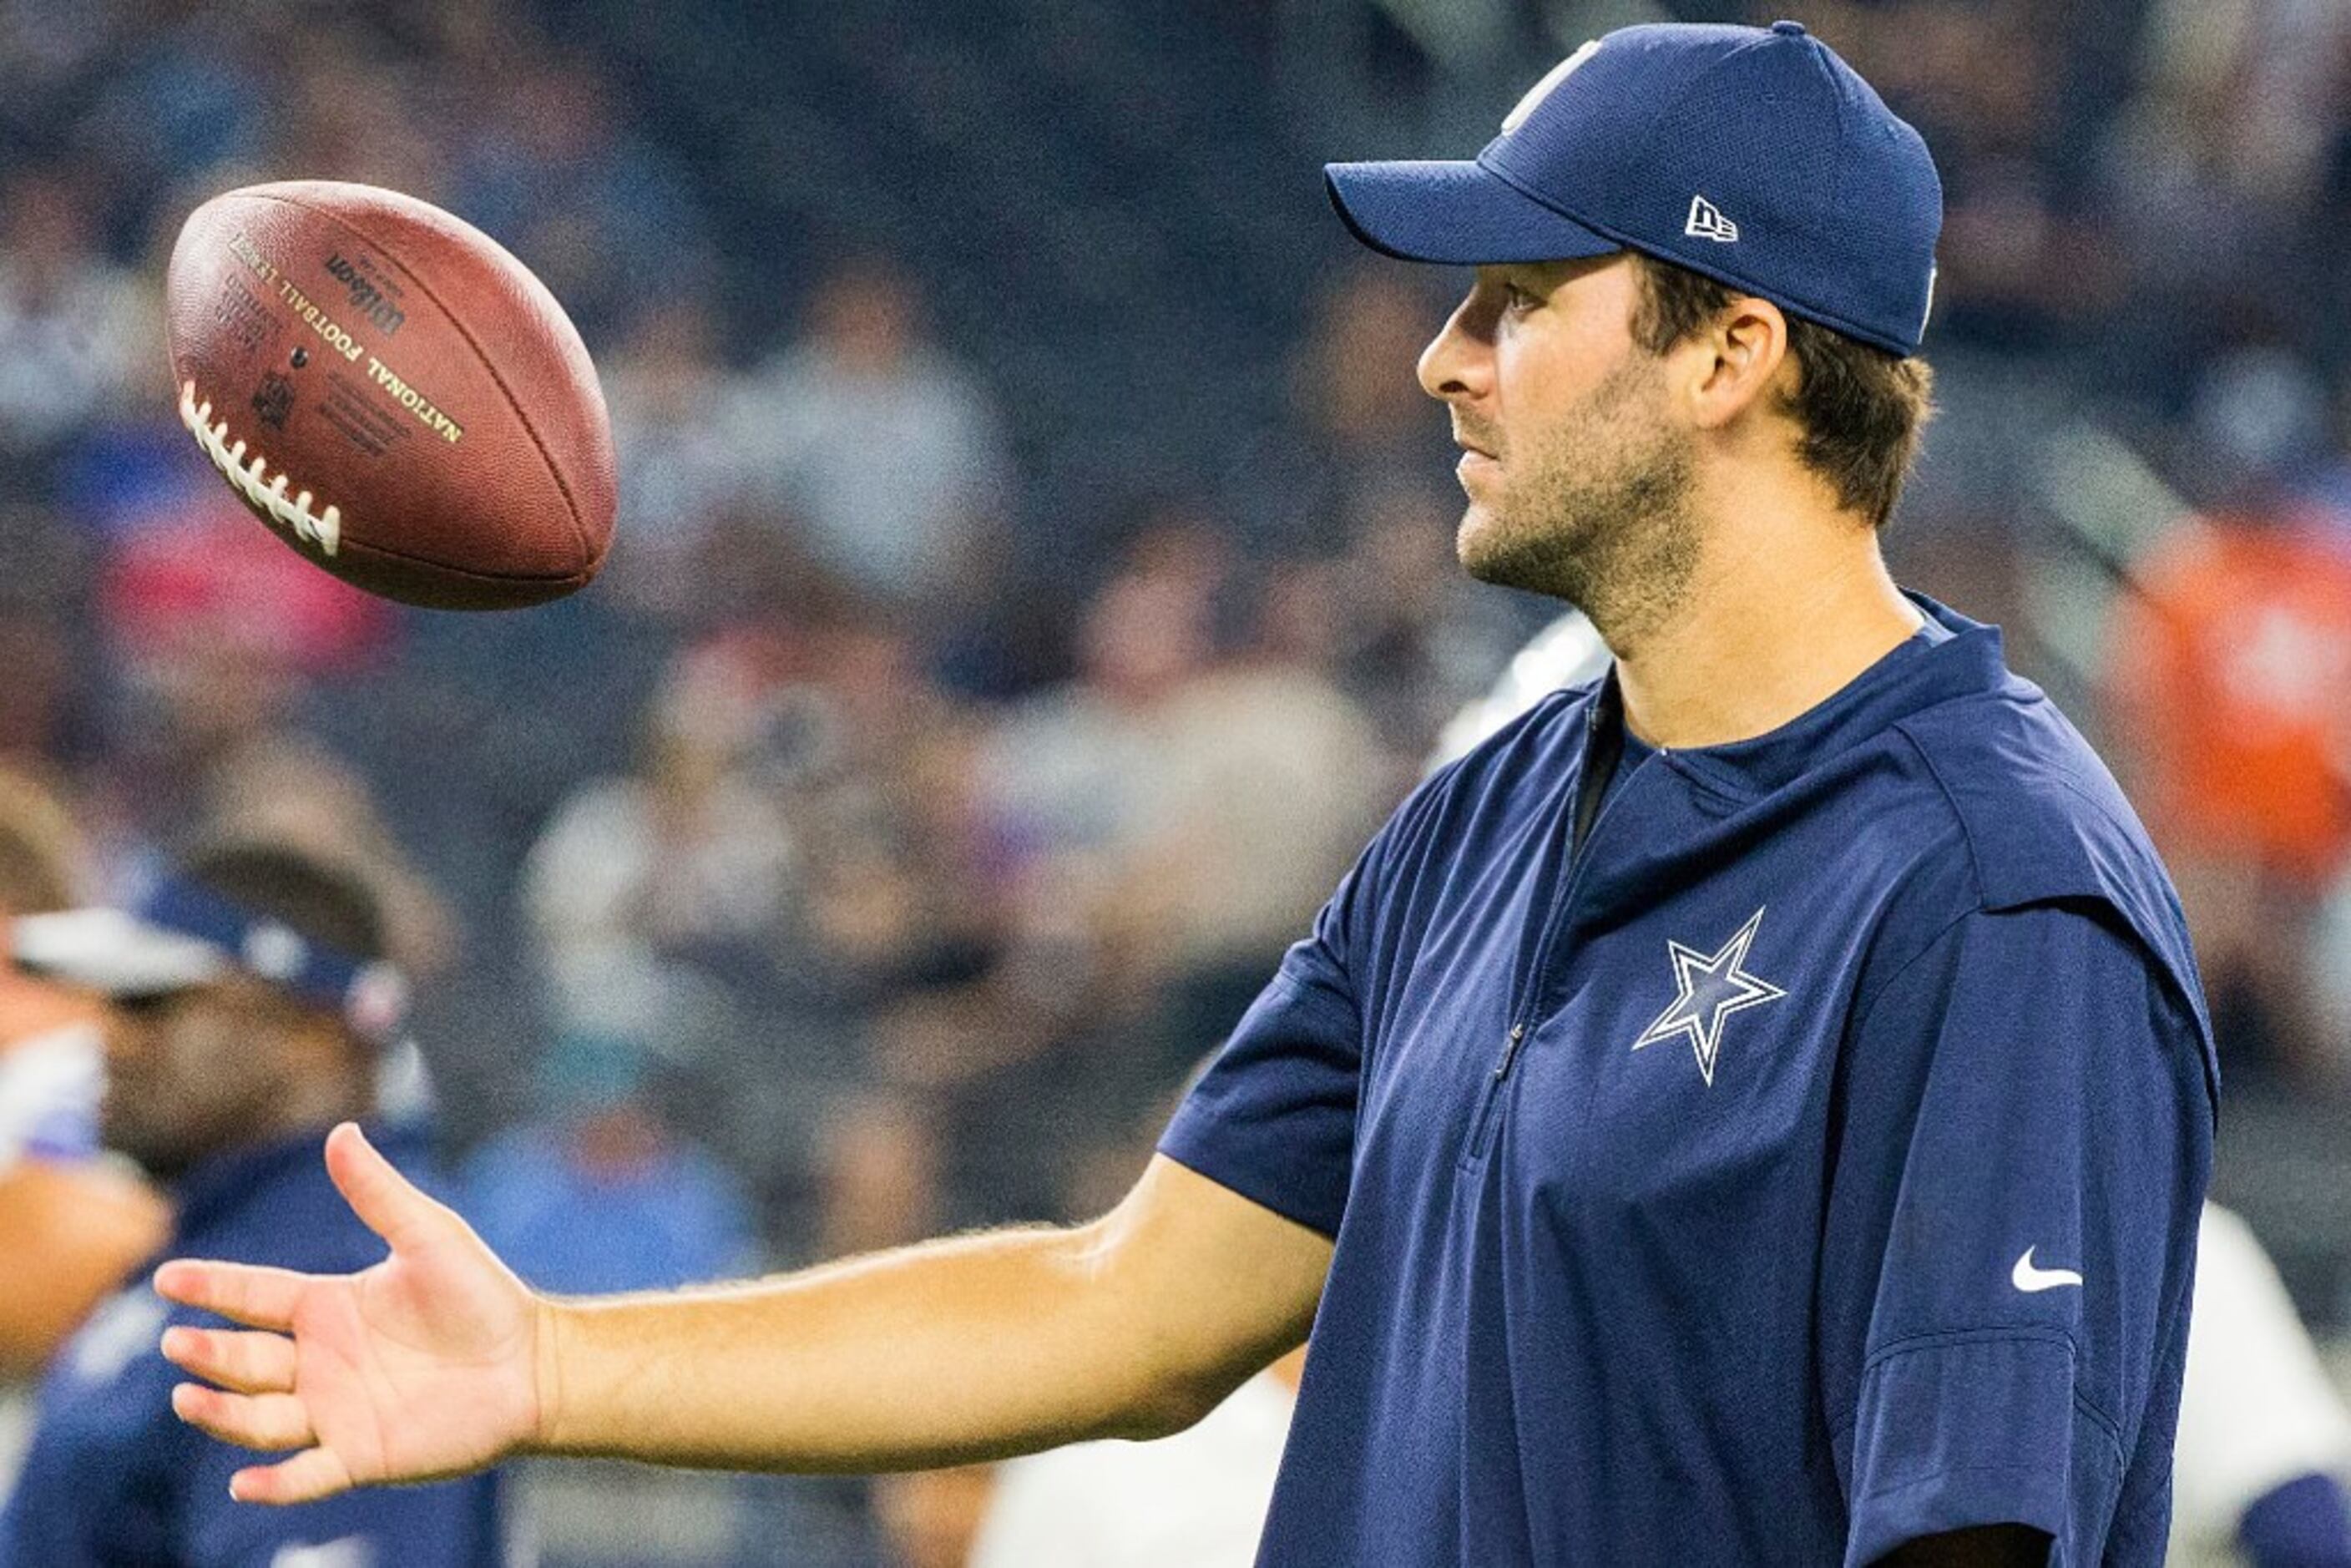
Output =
[{"x1": 1683, "y1": 296, "x2": 1791, "y2": 432}]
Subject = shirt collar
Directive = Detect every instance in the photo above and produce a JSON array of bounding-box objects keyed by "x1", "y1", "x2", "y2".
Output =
[{"x1": 1633, "y1": 592, "x2": 2011, "y2": 802}]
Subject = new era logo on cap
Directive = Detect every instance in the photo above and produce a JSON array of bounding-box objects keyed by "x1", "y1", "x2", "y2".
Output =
[{"x1": 1684, "y1": 195, "x2": 1738, "y2": 244}]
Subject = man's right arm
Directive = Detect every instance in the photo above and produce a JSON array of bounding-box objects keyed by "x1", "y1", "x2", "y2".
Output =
[
  {"x1": 155, "y1": 1124, "x2": 1331, "y2": 1504},
  {"x1": 542, "y1": 1151, "x2": 1330, "y2": 1470}
]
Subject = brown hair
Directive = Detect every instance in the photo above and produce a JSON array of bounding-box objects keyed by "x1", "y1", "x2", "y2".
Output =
[
  {"x1": 0, "y1": 770, "x2": 86, "y2": 918},
  {"x1": 1630, "y1": 255, "x2": 1934, "y2": 529}
]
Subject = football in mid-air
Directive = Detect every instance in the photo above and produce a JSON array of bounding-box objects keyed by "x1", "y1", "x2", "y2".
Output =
[{"x1": 164, "y1": 180, "x2": 616, "y2": 609}]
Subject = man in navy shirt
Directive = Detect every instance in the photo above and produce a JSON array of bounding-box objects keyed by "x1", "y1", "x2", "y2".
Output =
[
  {"x1": 0, "y1": 843, "x2": 505, "y2": 1565},
  {"x1": 151, "y1": 22, "x2": 2212, "y2": 1567}
]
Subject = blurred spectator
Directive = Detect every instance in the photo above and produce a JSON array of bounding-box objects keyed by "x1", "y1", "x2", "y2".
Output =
[
  {"x1": 726, "y1": 259, "x2": 1013, "y2": 608},
  {"x1": 0, "y1": 841, "x2": 508, "y2": 1564},
  {"x1": 871, "y1": 1465, "x2": 994, "y2": 1568},
  {"x1": 446, "y1": 50, "x2": 713, "y2": 338},
  {"x1": 94, "y1": 504, "x2": 452, "y2": 979},
  {"x1": 968, "y1": 1081, "x2": 1301, "y2": 1566},
  {"x1": 0, "y1": 164, "x2": 153, "y2": 458},
  {"x1": 525, "y1": 620, "x2": 1002, "y2": 1264},
  {"x1": 596, "y1": 298, "x2": 766, "y2": 621},
  {"x1": 970, "y1": 1348, "x2": 1302, "y2": 1567},
  {"x1": 99, "y1": 503, "x2": 401, "y2": 678},
  {"x1": 2172, "y1": 1205, "x2": 2351, "y2": 1568},
  {"x1": 1812, "y1": 1, "x2": 2121, "y2": 347},
  {"x1": 0, "y1": 611, "x2": 80, "y2": 779},
  {"x1": 2105, "y1": 508, "x2": 2351, "y2": 889},
  {"x1": 1113, "y1": 564, "x2": 1389, "y2": 993},
  {"x1": 463, "y1": 949, "x2": 758, "y2": 1295},
  {"x1": 275, "y1": 33, "x2": 448, "y2": 202},
  {"x1": 1230, "y1": 261, "x2": 1454, "y2": 553},
  {"x1": 0, "y1": 769, "x2": 166, "y2": 1380},
  {"x1": 524, "y1": 630, "x2": 802, "y2": 974},
  {"x1": 817, "y1": 1088, "x2": 947, "y2": 1260},
  {"x1": 972, "y1": 534, "x2": 1233, "y2": 997},
  {"x1": 862, "y1": 532, "x2": 1393, "y2": 1244},
  {"x1": 59, "y1": 8, "x2": 269, "y2": 203},
  {"x1": 2102, "y1": 506, "x2": 2351, "y2": 1087},
  {"x1": 1328, "y1": 484, "x2": 1538, "y2": 755},
  {"x1": 2319, "y1": 881, "x2": 2351, "y2": 1063}
]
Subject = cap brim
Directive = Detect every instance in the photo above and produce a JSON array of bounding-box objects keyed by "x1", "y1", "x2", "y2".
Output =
[
  {"x1": 1325, "y1": 159, "x2": 1620, "y2": 266},
  {"x1": 12, "y1": 909, "x2": 229, "y2": 998}
]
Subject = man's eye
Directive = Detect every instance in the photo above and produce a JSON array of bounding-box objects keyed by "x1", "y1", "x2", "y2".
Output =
[{"x1": 1502, "y1": 281, "x2": 1539, "y2": 313}]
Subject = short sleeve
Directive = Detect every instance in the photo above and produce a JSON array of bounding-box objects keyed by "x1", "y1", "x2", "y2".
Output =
[
  {"x1": 1818, "y1": 901, "x2": 2212, "y2": 1567},
  {"x1": 1156, "y1": 853, "x2": 1374, "y2": 1239}
]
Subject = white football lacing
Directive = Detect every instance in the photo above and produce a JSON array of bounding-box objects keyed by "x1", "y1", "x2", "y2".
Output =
[{"x1": 176, "y1": 380, "x2": 342, "y2": 558}]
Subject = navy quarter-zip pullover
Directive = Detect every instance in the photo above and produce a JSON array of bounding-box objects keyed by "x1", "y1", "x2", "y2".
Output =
[{"x1": 1161, "y1": 597, "x2": 2216, "y2": 1565}]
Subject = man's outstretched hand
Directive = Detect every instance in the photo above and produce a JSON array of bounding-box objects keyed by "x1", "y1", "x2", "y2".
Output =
[{"x1": 154, "y1": 1121, "x2": 549, "y2": 1504}]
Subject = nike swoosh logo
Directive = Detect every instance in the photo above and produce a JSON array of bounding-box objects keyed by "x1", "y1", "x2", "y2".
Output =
[{"x1": 2011, "y1": 1247, "x2": 2084, "y2": 1293}]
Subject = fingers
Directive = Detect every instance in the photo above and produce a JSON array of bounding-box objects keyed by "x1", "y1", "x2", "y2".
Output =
[
  {"x1": 152, "y1": 1260, "x2": 311, "y2": 1333},
  {"x1": 161, "y1": 1326, "x2": 297, "y2": 1394},
  {"x1": 170, "y1": 1384, "x2": 316, "y2": 1452},
  {"x1": 229, "y1": 1447, "x2": 356, "y2": 1507},
  {"x1": 323, "y1": 1121, "x2": 443, "y2": 1250}
]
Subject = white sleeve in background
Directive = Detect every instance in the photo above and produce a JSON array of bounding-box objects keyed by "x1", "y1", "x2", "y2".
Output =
[
  {"x1": 0, "y1": 1024, "x2": 103, "y2": 1172},
  {"x1": 968, "y1": 1373, "x2": 1295, "y2": 1568},
  {"x1": 1427, "y1": 611, "x2": 1610, "y2": 774},
  {"x1": 2170, "y1": 1203, "x2": 2351, "y2": 1551}
]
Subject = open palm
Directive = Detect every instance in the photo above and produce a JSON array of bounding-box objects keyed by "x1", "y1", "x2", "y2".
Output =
[{"x1": 155, "y1": 1122, "x2": 547, "y2": 1505}]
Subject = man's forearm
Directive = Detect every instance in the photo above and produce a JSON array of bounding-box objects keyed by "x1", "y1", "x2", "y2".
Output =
[{"x1": 532, "y1": 1220, "x2": 1228, "y2": 1472}]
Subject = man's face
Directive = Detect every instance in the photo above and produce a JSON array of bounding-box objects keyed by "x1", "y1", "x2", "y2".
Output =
[
  {"x1": 1417, "y1": 255, "x2": 1701, "y2": 643},
  {"x1": 101, "y1": 980, "x2": 294, "y2": 1181}
]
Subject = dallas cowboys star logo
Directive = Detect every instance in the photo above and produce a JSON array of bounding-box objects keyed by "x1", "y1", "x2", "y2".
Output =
[{"x1": 1630, "y1": 907, "x2": 1786, "y2": 1087}]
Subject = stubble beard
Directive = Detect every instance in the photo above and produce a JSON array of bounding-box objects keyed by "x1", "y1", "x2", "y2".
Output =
[{"x1": 1455, "y1": 353, "x2": 1701, "y2": 655}]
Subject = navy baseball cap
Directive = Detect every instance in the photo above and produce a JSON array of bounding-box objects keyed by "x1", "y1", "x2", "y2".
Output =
[
  {"x1": 1325, "y1": 21, "x2": 1943, "y2": 357},
  {"x1": 13, "y1": 875, "x2": 409, "y2": 1046}
]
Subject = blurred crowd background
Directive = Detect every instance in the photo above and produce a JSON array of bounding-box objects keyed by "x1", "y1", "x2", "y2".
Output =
[{"x1": 4, "y1": 0, "x2": 2351, "y2": 1561}]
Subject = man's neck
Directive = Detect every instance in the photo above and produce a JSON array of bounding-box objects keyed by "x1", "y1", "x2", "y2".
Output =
[{"x1": 1611, "y1": 518, "x2": 1923, "y2": 751}]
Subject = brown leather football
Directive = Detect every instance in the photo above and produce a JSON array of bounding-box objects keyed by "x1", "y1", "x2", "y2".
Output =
[{"x1": 164, "y1": 180, "x2": 617, "y2": 609}]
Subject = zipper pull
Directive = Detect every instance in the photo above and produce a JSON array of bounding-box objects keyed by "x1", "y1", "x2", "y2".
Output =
[{"x1": 1494, "y1": 1023, "x2": 1527, "y2": 1080}]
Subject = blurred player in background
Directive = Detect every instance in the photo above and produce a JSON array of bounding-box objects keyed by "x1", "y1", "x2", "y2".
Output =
[
  {"x1": 966, "y1": 1345, "x2": 1300, "y2": 1567},
  {"x1": 149, "y1": 23, "x2": 2214, "y2": 1565},
  {"x1": 0, "y1": 842, "x2": 508, "y2": 1566},
  {"x1": 965, "y1": 1088, "x2": 1303, "y2": 1567},
  {"x1": 2173, "y1": 1205, "x2": 2351, "y2": 1566},
  {"x1": 0, "y1": 771, "x2": 166, "y2": 1382}
]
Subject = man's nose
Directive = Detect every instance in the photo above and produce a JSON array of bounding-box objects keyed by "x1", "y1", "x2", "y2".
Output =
[{"x1": 1417, "y1": 288, "x2": 1497, "y2": 405}]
